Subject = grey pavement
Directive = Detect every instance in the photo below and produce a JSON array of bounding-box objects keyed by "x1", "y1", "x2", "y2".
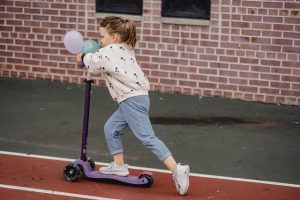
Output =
[{"x1": 0, "y1": 77, "x2": 299, "y2": 185}]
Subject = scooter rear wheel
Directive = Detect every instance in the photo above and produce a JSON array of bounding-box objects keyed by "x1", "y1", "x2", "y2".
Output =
[
  {"x1": 63, "y1": 162, "x2": 81, "y2": 181},
  {"x1": 139, "y1": 173, "x2": 154, "y2": 187}
]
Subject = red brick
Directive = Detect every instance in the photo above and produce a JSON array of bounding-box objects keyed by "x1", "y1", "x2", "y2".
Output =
[
  {"x1": 190, "y1": 60, "x2": 208, "y2": 67},
  {"x1": 51, "y1": 3, "x2": 67, "y2": 9},
  {"x1": 250, "y1": 80, "x2": 269, "y2": 87},
  {"x1": 262, "y1": 31, "x2": 282, "y2": 38},
  {"x1": 285, "y1": 3, "x2": 300, "y2": 9},
  {"x1": 150, "y1": 57, "x2": 168, "y2": 64},
  {"x1": 170, "y1": 72, "x2": 187, "y2": 79},
  {"x1": 7, "y1": 58, "x2": 22, "y2": 64},
  {"x1": 160, "y1": 64, "x2": 177, "y2": 71},
  {"x1": 24, "y1": 59, "x2": 40, "y2": 65},
  {"x1": 251, "y1": 65, "x2": 270, "y2": 73},
  {"x1": 68, "y1": 70, "x2": 83, "y2": 76},
  {"x1": 240, "y1": 57, "x2": 259, "y2": 65},
  {"x1": 32, "y1": 67, "x2": 48, "y2": 73},
  {"x1": 285, "y1": 17, "x2": 300, "y2": 24},
  {"x1": 292, "y1": 69, "x2": 300, "y2": 75},
  {"x1": 42, "y1": 9, "x2": 58, "y2": 15},
  {"x1": 261, "y1": 59, "x2": 281, "y2": 67},
  {"x1": 15, "y1": 65, "x2": 30, "y2": 71},
  {"x1": 284, "y1": 32, "x2": 300, "y2": 39},
  {"x1": 179, "y1": 66, "x2": 197, "y2": 73},
  {"x1": 199, "y1": 54, "x2": 218, "y2": 61},
  {"x1": 180, "y1": 52, "x2": 198, "y2": 60},
  {"x1": 282, "y1": 75, "x2": 300, "y2": 83},
  {"x1": 263, "y1": 2, "x2": 283, "y2": 8},
  {"x1": 15, "y1": 1, "x2": 31, "y2": 7},
  {"x1": 189, "y1": 74, "x2": 207, "y2": 81},
  {"x1": 292, "y1": 83, "x2": 300, "y2": 90},
  {"x1": 273, "y1": 24, "x2": 293, "y2": 31},
  {"x1": 198, "y1": 82, "x2": 217, "y2": 89},
  {"x1": 282, "y1": 61, "x2": 300, "y2": 68},
  {"x1": 260, "y1": 88, "x2": 280, "y2": 95},
  {"x1": 41, "y1": 61, "x2": 57, "y2": 68},
  {"x1": 261, "y1": 73, "x2": 280, "y2": 81},
  {"x1": 261, "y1": 45, "x2": 281, "y2": 52},
  {"x1": 272, "y1": 38, "x2": 293, "y2": 46},
  {"x1": 24, "y1": 8, "x2": 41, "y2": 14},
  {"x1": 160, "y1": 78, "x2": 177, "y2": 85},
  {"x1": 220, "y1": 70, "x2": 238, "y2": 77},
  {"x1": 220, "y1": 56, "x2": 238, "y2": 63},
  {"x1": 170, "y1": 59, "x2": 188, "y2": 65},
  {"x1": 242, "y1": 1, "x2": 262, "y2": 7},
  {"x1": 50, "y1": 68, "x2": 66, "y2": 74},
  {"x1": 7, "y1": 7, "x2": 22, "y2": 13},
  {"x1": 181, "y1": 39, "x2": 199, "y2": 46},
  {"x1": 263, "y1": 16, "x2": 283, "y2": 23},
  {"x1": 161, "y1": 51, "x2": 178, "y2": 58},
  {"x1": 219, "y1": 84, "x2": 238, "y2": 91},
  {"x1": 282, "y1": 46, "x2": 300, "y2": 53},
  {"x1": 209, "y1": 76, "x2": 227, "y2": 83},
  {"x1": 281, "y1": 90, "x2": 300, "y2": 96},
  {"x1": 270, "y1": 82, "x2": 290, "y2": 89}
]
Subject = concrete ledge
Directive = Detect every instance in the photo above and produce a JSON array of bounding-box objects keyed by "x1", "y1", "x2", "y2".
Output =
[
  {"x1": 161, "y1": 17, "x2": 210, "y2": 26},
  {"x1": 95, "y1": 13, "x2": 142, "y2": 22}
]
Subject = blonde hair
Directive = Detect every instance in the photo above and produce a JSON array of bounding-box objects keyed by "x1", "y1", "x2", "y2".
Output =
[{"x1": 100, "y1": 16, "x2": 137, "y2": 49}]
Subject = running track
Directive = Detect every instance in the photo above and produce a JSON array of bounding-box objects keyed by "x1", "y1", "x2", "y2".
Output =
[{"x1": 0, "y1": 151, "x2": 299, "y2": 200}]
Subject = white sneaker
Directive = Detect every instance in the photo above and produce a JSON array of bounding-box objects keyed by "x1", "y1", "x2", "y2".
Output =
[
  {"x1": 173, "y1": 163, "x2": 190, "y2": 195},
  {"x1": 99, "y1": 162, "x2": 129, "y2": 176}
]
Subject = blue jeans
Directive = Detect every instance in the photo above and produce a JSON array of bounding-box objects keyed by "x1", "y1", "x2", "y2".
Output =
[{"x1": 104, "y1": 95, "x2": 171, "y2": 162}]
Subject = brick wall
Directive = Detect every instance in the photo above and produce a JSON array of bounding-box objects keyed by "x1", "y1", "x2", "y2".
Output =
[{"x1": 0, "y1": 0, "x2": 299, "y2": 105}]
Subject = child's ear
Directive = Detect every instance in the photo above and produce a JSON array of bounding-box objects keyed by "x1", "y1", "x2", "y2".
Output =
[{"x1": 112, "y1": 33, "x2": 121, "y2": 42}]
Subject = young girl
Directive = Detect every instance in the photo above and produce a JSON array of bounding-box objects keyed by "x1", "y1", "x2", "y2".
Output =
[{"x1": 77, "y1": 16, "x2": 190, "y2": 195}]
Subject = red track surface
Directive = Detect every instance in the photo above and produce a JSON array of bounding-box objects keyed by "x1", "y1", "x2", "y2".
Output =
[{"x1": 0, "y1": 153, "x2": 299, "y2": 200}]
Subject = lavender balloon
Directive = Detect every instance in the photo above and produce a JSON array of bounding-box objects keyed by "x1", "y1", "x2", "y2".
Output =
[{"x1": 63, "y1": 30, "x2": 84, "y2": 54}]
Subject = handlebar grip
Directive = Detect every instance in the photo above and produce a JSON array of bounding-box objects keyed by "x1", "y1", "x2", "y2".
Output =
[{"x1": 77, "y1": 61, "x2": 85, "y2": 68}]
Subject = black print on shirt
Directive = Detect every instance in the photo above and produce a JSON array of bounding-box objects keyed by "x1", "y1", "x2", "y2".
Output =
[{"x1": 104, "y1": 56, "x2": 110, "y2": 61}]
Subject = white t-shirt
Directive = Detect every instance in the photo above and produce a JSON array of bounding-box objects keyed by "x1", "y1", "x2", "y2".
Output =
[{"x1": 83, "y1": 43, "x2": 150, "y2": 103}]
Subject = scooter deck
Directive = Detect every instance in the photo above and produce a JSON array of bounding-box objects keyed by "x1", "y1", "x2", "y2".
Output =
[{"x1": 72, "y1": 159, "x2": 153, "y2": 187}]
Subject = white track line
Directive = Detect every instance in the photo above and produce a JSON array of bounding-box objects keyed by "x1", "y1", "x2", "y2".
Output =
[
  {"x1": 1, "y1": 150, "x2": 300, "y2": 188},
  {"x1": 0, "y1": 184, "x2": 118, "y2": 200}
]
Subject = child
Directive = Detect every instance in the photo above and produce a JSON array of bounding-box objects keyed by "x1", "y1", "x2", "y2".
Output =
[{"x1": 77, "y1": 16, "x2": 190, "y2": 195}]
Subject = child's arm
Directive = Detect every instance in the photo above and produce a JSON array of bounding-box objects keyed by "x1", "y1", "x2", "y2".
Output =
[{"x1": 78, "y1": 49, "x2": 110, "y2": 74}]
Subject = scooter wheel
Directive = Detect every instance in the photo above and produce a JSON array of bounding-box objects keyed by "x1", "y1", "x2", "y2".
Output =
[
  {"x1": 139, "y1": 173, "x2": 154, "y2": 187},
  {"x1": 63, "y1": 162, "x2": 81, "y2": 181},
  {"x1": 87, "y1": 158, "x2": 96, "y2": 171}
]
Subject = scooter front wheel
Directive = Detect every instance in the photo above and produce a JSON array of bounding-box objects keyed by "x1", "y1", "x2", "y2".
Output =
[{"x1": 63, "y1": 162, "x2": 81, "y2": 181}]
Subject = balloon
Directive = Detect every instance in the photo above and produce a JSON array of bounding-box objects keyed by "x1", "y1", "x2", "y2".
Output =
[
  {"x1": 63, "y1": 30, "x2": 84, "y2": 54},
  {"x1": 82, "y1": 39, "x2": 101, "y2": 54}
]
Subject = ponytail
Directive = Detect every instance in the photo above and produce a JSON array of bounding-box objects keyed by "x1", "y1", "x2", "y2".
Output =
[{"x1": 100, "y1": 16, "x2": 137, "y2": 49}]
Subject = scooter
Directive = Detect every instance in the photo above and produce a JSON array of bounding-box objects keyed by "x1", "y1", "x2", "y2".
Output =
[{"x1": 63, "y1": 61, "x2": 153, "y2": 187}]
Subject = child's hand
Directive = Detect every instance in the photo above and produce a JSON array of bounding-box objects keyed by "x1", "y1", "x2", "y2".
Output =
[{"x1": 76, "y1": 53, "x2": 82, "y2": 62}]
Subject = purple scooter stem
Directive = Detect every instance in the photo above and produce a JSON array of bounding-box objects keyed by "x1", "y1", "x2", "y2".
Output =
[{"x1": 80, "y1": 77, "x2": 92, "y2": 161}]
